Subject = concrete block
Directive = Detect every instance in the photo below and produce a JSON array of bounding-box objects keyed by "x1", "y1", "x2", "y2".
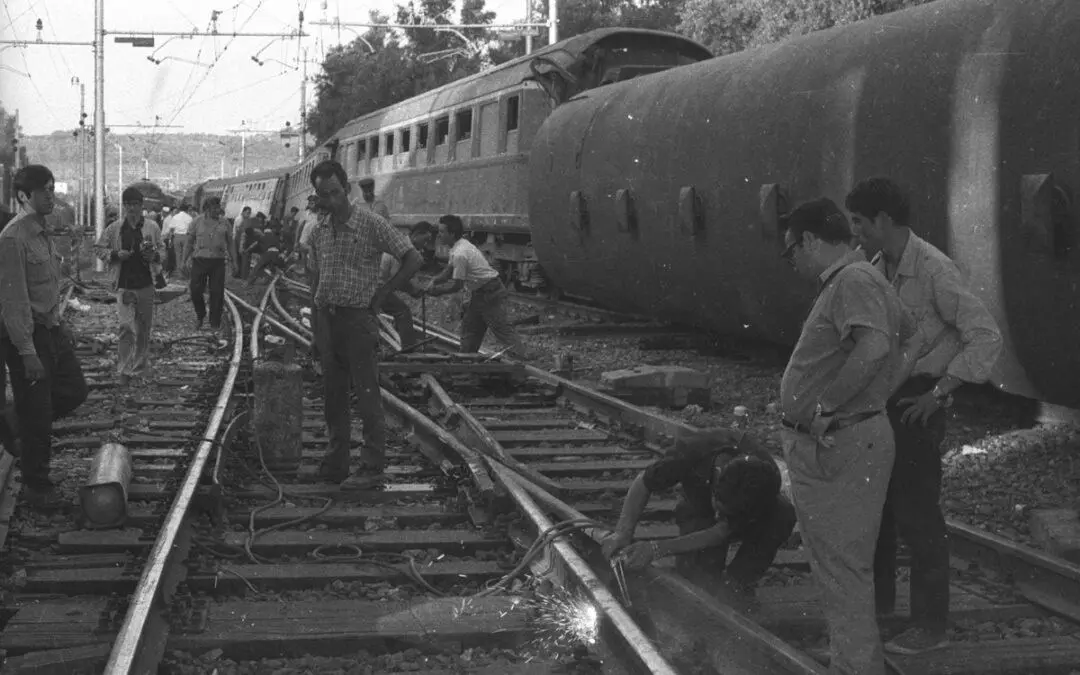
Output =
[
  {"x1": 600, "y1": 365, "x2": 710, "y2": 409},
  {"x1": 1028, "y1": 508, "x2": 1080, "y2": 564}
]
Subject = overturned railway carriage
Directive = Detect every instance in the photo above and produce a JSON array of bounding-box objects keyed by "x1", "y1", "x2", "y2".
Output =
[
  {"x1": 323, "y1": 29, "x2": 712, "y2": 287},
  {"x1": 529, "y1": 0, "x2": 1080, "y2": 406}
]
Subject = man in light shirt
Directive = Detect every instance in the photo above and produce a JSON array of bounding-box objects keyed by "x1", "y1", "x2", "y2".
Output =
[
  {"x1": 162, "y1": 203, "x2": 194, "y2": 280},
  {"x1": 423, "y1": 214, "x2": 530, "y2": 359},
  {"x1": 846, "y1": 177, "x2": 1003, "y2": 656},
  {"x1": 379, "y1": 221, "x2": 436, "y2": 349},
  {"x1": 358, "y1": 177, "x2": 390, "y2": 221},
  {"x1": 778, "y1": 197, "x2": 909, "y2": 675}
]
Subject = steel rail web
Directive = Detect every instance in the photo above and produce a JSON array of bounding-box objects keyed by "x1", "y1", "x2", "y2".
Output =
[{"x1": 103, "y1": 293, "x2": 246, "y2": 674}]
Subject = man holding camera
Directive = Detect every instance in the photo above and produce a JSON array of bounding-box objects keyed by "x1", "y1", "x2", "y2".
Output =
[{"x1": 94, "y1": 186, "x2": 165, "y2": 385}]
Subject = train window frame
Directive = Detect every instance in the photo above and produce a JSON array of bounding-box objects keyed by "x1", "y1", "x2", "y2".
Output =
[
  {"x1": 417, "y1": 123, "x2": 429, "y2": 149},
  {"x1": 370, "y1": 135, "x2": 380, "y2": 157},
  {"x1": 402, "y1": 128, "x2": 411, "y2": 153},
  {"x1": 435, "y1": 116, "x2": 450, "y2": 145},
  {"x1": 385, "y1": 132, "x2": 395, "y2": 156},
  {"x1": 506, "y1": 95, "x2": 520, "y2": 132},
  {"x1": 455, "y1": 109, "x2": 473, "y2": 142},
  {"x1": 357, "y1": 139, "x2": 367, "y2": 160}
]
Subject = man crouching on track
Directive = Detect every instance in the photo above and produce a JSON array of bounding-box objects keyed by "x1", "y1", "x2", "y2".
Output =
[
  {"x1": 779, "y1": 198, "x2": 909, "y2": 675},
  {"x1": 602, "y1": 428, "x2": 796, "y2": 611},
  {"x1": 308, "y1": 160, "x2": 422, "y2": 487},
  {"x1": 379, "y1": 221, "x2": 436, "y2": 350},
  {"x1": 0, "y1": 165, "x2": 89, "y2": 510},
  {"x1": 422, "y1": 215, "x2": 531, "y2": 359}
]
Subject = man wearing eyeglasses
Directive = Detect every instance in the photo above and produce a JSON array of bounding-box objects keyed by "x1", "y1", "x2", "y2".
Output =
[{"x1": 778, "y1": 198, "x2": 910, "y2": 675}]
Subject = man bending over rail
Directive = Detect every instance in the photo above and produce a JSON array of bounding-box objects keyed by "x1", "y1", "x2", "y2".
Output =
[
  {"x1": 422, "y1": 215, "x2": 531, "y2": 359},
  {"x1": 603, "y1": 427, "x2": 796, "y2": 610},
  {"x1": 308, "y1": 160, "x2": 422, "y2": 488}
]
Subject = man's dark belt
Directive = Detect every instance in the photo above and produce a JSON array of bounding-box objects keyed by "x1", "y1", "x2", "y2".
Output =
[{"x1": 781, "y1": 410, "x2": 883, "y2": 435}]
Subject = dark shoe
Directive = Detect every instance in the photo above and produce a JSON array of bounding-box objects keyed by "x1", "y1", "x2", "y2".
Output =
[
  {"x1": 195, "y1": 317, "x2": 205, "y2": 330},
  {"x1": 118, "y1": 374, "x2": 132, "y2": 387},
  {"x1": 23, "y1": 485, "x2": 64, "y2": 511},
  {"x1": 341, "y1": 468, "x2": 386, "y2": 490},
  {"x1": 884, "y1": 627, "x2": 949, "y2": 655}
]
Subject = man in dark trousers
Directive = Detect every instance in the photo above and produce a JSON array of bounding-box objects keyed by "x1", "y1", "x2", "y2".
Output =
[
  {"x1": 379, "y1": 221, "x2": 436, "y2": 350},
  {"x1": 847, "y1": 177, "x2": 1003, "y2": 655},
  {"x1": 423, "y1": 214, "x2": 531, "y2": 359},
  {"x1": 308, "y1": 160, "x2": 422, "y2": 487},
  {"x1": 603, "y1": 428, "x2": 795, "y2": 609},
  {"x1": 184, "y1": 197, "x2": 235, "y2": 331},
  {"x1": 0, "y1": 165, "x2": 89, "y2": 508},
  {"x1": 358, "y1": 177, "x2": 390, "y2": 220},
  {"x1": 94, "y1": 186, "x2": 165, "y2": 385}
]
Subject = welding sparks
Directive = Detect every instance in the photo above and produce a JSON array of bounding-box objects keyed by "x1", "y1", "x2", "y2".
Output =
[{"x1": 526, "y1": 589, "x2": 600, "y2": 650}]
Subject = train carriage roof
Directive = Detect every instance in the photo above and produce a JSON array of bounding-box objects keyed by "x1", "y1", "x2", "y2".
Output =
[
  {"x1": 330, "y1": 28, "x2": 712, "y2": 141},
  {"x1": 200, "y1": 165, "x2": 300, "y2": 192}
]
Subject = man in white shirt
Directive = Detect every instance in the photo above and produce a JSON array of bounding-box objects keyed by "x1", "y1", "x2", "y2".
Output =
[
  {"x1": 162, "y1": 203, "x2": 194, "y2": 279},
  {"x1": 423, "y1": 214, "x2": 530, "y2": 359}
]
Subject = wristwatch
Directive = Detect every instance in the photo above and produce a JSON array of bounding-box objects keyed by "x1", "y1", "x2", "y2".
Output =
[{"x1": 813, "y1": 402, "x2": 835, "y2": 421}]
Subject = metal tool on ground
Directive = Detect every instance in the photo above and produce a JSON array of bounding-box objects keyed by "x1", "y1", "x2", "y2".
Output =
[
  {"x1": 80, "y1": 442, "x2": 133, "y2": 529},
  {"x1": 611, "y1": 556, "x2": 633, "y2": 608}
]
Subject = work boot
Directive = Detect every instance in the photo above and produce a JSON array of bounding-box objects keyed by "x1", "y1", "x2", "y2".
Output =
[
  {"x1": 0, "y1": 405, "x2": 20, "y2": 458},
  {"x1": 23, "y1": 485, "x2": 64, "y2": 511},
  {"x1": 195, "y1": 316, "x2": 205, "y2": 331}
]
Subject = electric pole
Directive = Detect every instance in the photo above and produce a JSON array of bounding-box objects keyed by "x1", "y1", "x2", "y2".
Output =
[
  {"x1": 226, "y1": 122, "x2": 278, "y2": 174},
  {"x1": 93, "y1": 0, "x2": 106, "y2": 272}
]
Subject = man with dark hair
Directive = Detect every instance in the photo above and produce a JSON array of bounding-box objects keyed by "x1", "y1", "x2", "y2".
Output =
[
  {"x1": 603, "y1": 428, "x2": 795, "y2": 608},
  {"x1": 846, "y1": 177, "x2": 1003, "y2": 655},
  {"x1": 379, "y1": 221, "x2": 436, "y2": 349},
  {"x1": 184, "y1": 197, "x2": 235, "y2": 331},
  {"x1": 779, "y1": 197, "x2": 909, "y2": 675},
  {"x1": 163, "y1": 203, "x2": 194, "y2": 280},
  {"x1": 423, "y1": 215, "x2": 529, "y2": 358},
  {"x1": 282, "y1": 205, "x2": 301, "y2": 256},
  {"x1": 232, "y1": 205, "x2": 253, "y2": 279},
  {"x1": 94, "y1": 186, "x2": 165, "y2": 385},
  {"x1": 0, "y1": 164, "x2": 89, "y2": 508},
  {"x1": 358, "y1": 177, "x2": 390, "y2": 221},
  {"x1": 308, "y1": 160, "x2": 422, "y2": 487}
]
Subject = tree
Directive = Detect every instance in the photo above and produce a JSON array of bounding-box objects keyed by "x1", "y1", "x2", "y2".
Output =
[{"x1": 679, "y1": 0, "x2": 939, "y2": 55}]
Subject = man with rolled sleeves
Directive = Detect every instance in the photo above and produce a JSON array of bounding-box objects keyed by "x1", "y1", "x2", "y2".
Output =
[
  {"x1": 846, "y1": 177, "x2": 1003, "y2": 655},
  {"x1": 308, "y1": 160, "x2": 422, "y2": 487},
  {"x1": 0, "y1": 165, "x2": 89, "y2": 509},
  {"x1": 779, "y1": 197, "x2": 909, "y2": 675}
]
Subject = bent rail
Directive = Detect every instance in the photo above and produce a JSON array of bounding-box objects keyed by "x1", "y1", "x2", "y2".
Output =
[{"x1": 103, "y1": 293, "x2": 246, "y2": 674}]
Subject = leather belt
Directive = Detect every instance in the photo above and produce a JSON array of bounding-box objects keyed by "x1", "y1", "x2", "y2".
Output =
[{"x1": 782, "y1": 410, "x2": 883, "y2": 435}]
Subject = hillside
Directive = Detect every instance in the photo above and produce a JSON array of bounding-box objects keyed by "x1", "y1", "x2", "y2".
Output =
[{"x1": 23, "y1": 132, "x2": 301, "y2": 199}]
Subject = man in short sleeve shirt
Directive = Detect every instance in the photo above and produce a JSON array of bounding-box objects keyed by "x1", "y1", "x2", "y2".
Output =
[
  {"x1": 378, "y1": 221, "x2": 436, "y2": 350},
  {"x1": 308, "y1": 160, "x2": 422, "y2": 487},
  {"x1": 603, "y1": 428, "x2": 796, "y2": 608},
  {"x1": 847, "y1": 177, "x2": 1003, "y2": 655},
  {"x1": 779, "y1": 197, "x2": 909, "y2": 675},
  {"x1": 424, "y1": 215, "x2": 529, "y2": 359}
]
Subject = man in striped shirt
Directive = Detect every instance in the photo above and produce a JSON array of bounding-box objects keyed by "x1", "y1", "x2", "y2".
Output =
[{"x1": 309, "y1": 160, "x2": 422, "y2": 487}]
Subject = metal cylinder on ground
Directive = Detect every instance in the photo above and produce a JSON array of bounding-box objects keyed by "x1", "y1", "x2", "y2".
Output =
[
  {"x1": 80, "y1": 442, "x2": 133, "y2": 529},
  {"x1": 251, "y1": 350, "x2": 303, "y2": 475}
]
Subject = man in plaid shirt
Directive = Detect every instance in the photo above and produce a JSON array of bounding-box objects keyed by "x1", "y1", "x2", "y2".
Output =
[{"x1": 308, "y1": 160, "x2": 422, "y2": 487}]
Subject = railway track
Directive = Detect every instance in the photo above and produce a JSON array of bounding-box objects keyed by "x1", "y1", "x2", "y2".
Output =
[{"x1": 3, "y1": 277, "x2": 1080, "y2": 674}]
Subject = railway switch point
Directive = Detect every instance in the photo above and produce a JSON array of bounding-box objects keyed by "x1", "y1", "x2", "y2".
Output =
[
  {"x1": 80, "y1": 442, "x2": 133, "y2": 529},
  {"x1": 251, "y1": 357, "x2": 304, "y2": 475},
  {"x1": 600, "y1": 364, "x2": 711, "y2": 410},
  {"x1": 1028, "y1": 508, "x2": 1080, "y2": 564}
]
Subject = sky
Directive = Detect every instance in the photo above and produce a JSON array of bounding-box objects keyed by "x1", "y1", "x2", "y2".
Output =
[{"x1": 0, "y1": 0, "x2": 533, "y2": 137}]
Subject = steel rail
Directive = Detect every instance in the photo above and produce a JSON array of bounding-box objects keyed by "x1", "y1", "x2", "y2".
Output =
[
  {"x1": 250, "y1": 278, "x2": 277, "y2": 358},
  {"x1": 226, "y1": 290, "x2": 311, "y2": 346},
  {"x1": 103, "y1": 293, "x2": 245, "y2": 674}
]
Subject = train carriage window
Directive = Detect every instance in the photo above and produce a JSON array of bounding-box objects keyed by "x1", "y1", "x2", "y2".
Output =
[
  {"x1": 402, "y1": 129, "x2": 411, "y2": 152},
  {"x1": 435, "y1": 116, "x2": 449, "y2": 145},
  {"x1": 506, "y1": 96, "x2": 519, "y2": 132},
  {"x1": 418, "y1": 123, "x2": 429, "y2": 149},
  {"x1": 357, "y1": 139, "x2": 366, "y2": 160},
  {"x1": 385, "y1": 132, "x2": 395, "y2": 155},
  {"x1": 455, "y1": 110, "x2": 473, "y2": 141},
  {"x1": 371, "y1": 136, "x2": 380, "y2": 157}
]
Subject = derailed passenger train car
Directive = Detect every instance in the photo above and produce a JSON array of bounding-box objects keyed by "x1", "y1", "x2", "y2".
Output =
[
  {"x1": 528, "y1": 0, "x2": 1080, "y2": 406},
  {"x1": 325, "y1": 29, "x2": 712, "y2": 287}
]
